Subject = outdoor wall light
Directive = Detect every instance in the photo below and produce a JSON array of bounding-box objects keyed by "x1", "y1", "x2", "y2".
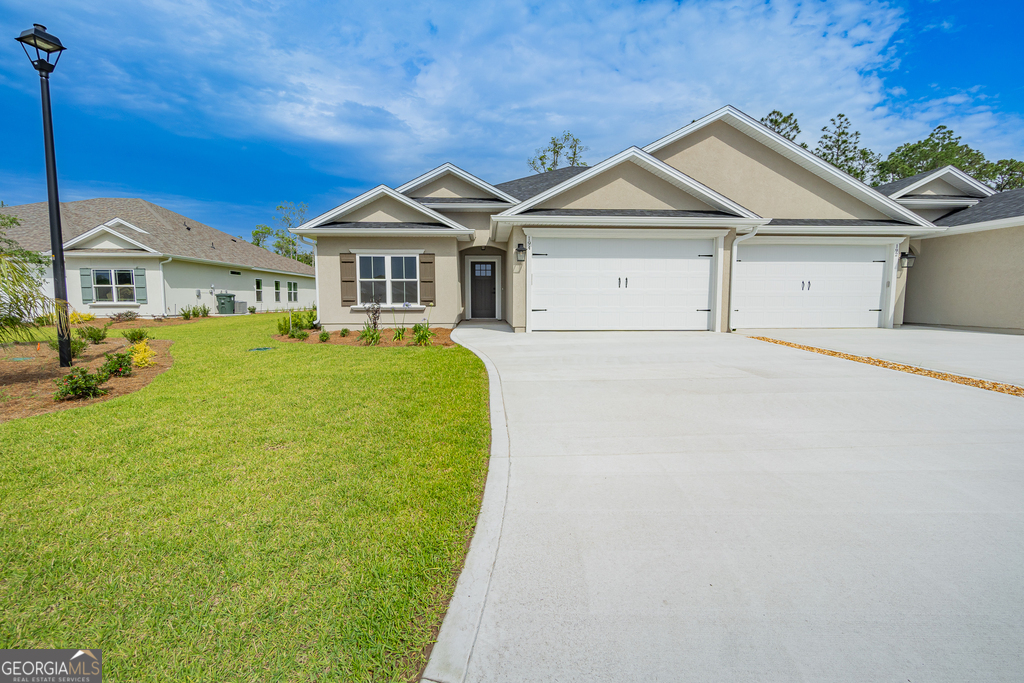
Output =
[
  {"x1": 516, "y1": 243, "x2": 527, "y2": 262},
  {"x1": 899, "y1": 252, "x2": 917, "y2": 269}
]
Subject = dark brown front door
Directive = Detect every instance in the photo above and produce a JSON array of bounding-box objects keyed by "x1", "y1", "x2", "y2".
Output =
[{"x1": 470, "y1": 261, "x2": 496, "y2": 318}]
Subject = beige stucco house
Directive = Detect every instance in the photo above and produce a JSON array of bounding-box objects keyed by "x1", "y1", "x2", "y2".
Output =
[{"x1": 293, "y1": 106, "x2": 1019, "y2": 333}]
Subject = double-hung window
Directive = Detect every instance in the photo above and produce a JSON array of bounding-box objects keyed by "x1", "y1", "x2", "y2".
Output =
[
  {"x1": 255, "y1": 279, "x2": 263, "y2": 302},
  {"x1": 93, "y1": 269, "x2": 135, "y2": 302},
  {"x1": 358, "y1": 255, "x2": 418, "y2": 306},
  {"x1": 287, "y1": 282, "x2": 298, "y2": 302},
  {"x1": 274, "y1": 281, "x2": 281, "y2": 302}
]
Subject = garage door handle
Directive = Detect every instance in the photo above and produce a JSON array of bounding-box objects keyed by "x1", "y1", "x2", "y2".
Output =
[
  {"x1": 532, "y1": 309, "x2": 547, "y2": 312},
  {"x1": 618, "y1": 278, "x2": 621, "y2": 288},
  {"x1": 625, "y1": 278, "x2": 628, "y2": 288},
  {"x1": 697, "y1": 309, "x2": 711, "y2": 312},
  {"x1": 801, "y1": 281, "x2": 805, "y2": 290},
  {"x1": 808, "y1": 281, "x2": 811, "y2": 290}
]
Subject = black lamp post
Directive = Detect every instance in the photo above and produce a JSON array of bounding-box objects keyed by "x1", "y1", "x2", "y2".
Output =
[{"x1": 16, "y1": 24, "x2": 71, "y2": 367}]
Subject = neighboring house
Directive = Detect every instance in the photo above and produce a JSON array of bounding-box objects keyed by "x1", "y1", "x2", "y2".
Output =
[
  {"x1": 874, "y1": 168, "x2": 1024, "y2": 331},
  {"x1": 0, "y1": 198, "x2": 315, "y2": 317},
  {"x1": 292, "y1": 105, "x2": 1017, "y2": 333}
]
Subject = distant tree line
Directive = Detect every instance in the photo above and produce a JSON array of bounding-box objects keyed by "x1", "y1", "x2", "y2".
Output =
[
  {"x1": 760, "y1": 110, "x2": 1024, "y2": 191},
  {"x1": 249, "y1": 201, "x2": 314, "y2": 267}
]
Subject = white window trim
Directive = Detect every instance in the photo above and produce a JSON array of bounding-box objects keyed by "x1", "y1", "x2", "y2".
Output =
[
  {"x1": 274, "y1": 280, "x2": 281, "y2": 303},
  {"x1": 93, "y1": 268, "x2": 136, "y2": 303},
  {"x1": 357, "y1": 254, "x2": 421, "y2": 307},
  {"x1": 463, "y1": 255, "x2": 502, "y2": 320},
  {"x1": 255, "y1": 278, "x2": 263, "y2": 303}
]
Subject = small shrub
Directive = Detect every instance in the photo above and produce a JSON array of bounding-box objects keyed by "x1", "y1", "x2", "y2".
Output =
[
  {"x1": 197, "y1": 304, "x2": 211, "y2": 317},
  {"x1": 180, "y1": 306, "x2": 194, "y2": 320},
  {"x1": 34, "y1": 313, "x2": 56, "y2": 326},
  {"x1": 69, "y1": 311, "x2": 96, "y2": 324},
  {"x1": 319, "y1": 330, "x2": 330, "y2": 343},
  {"x1": 100, "y1": 351, "x2": 134, "y2": 378},
  {"x1": 122, "y1": 328, "x2": 150, "y2": 344},
  {"x1": 293, "y1": 329, "x2": 310, "y2": 341},
  {"x1": 358, "y1": 325, "x2": 382, "y2": 346},
  {"x1": 412, "y1": 322, "x2": 435, "y2": 346},
  {"x1": 108, "y1": 311, "x2": 139, "y2": 323},
  {"x1": 340, "y1": 328, "x2": 350, "y2": 337},
  {"x1": 48, "y1": 338, "x2": 88, "y2": 358},
  {"x1": 248, "y1": 306, "x2": 256, "y2": 314},
  {"x1": 53, "y1": 367, "x2": 108, "y2": 401},
  {"x1": 130, "y1": 340, "x2": 156, "y2": 368},
  {"x1": 75, "y1": 323, "x2": 112, "y2": 345},
  {"x1": 277, "y1": 317, "x2": 291, "y2": 335},
  {"x1": 392, "y1": 327, "x2": 407, "y2": 342}
]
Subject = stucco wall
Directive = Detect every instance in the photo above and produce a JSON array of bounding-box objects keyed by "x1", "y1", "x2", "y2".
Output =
[
  {"x1": 315, "y1": 235, "x2": 462, "y2": 330},
  {"x1": 59, "y1": 256, "x2": 166, "y2": 317},
  {"x1": 913, "y1": 177, "x2": 969, "y2": 196},
  {"x1": 162, "y1": 260, "x2": 314, "y2": 316},
  {"x1": 412, "y1": 174, "x2": 495, "y2": 199},
  {"x1": 343, "y1": 196, "x2": 434, "y2": 223},
  {"x1": 904, "y1": 225, "x2": 1024, "y2": 330},
  {"x1": 536, "y1": 162, "x2": 714, "y2": 211},
  {"x1": 653, "y1": 121, "x2": 890, "y2": 220}
]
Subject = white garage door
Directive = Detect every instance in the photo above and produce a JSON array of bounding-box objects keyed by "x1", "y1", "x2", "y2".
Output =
[
  {"x1": 530, "y1": 237, "x2": 715, "y2": 331},
  {"x1": 732, "y1": 244, "x2": 889, "y2": 328}
]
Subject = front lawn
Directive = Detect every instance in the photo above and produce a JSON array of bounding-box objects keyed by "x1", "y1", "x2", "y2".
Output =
[{"x1": 0, "y1": 314, "x2": 490, "y2": 681}]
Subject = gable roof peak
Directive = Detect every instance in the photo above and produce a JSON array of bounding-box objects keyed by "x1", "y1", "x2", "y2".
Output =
[{"x1": 396, "y1": 162, "x2": 519, "y2": 204}]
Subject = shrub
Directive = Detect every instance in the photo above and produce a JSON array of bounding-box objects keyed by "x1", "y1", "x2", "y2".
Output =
[
  {"x1": 75, "y1": 323, "x2": 112, "y2": 345},
  {"x1": 122, "y1": 328, "x2": 150, "y2": 344},
  {"x1": 53, "y1": 367, "x2": 108, "y2": 401},
  {"x1": 412, "y1": 322, "x2": 435, "y2": 346},
  {"x1": 358, "y1": 324, "x2": 382, "y2": 346},
  {"x1": 392, "y1": 327, "x2": 407, "y2": 342},
  {"x1": 180, "y1": 306, "x2": 194, "y2": 320},
  {"x1": 108, "y1": 311, "x2": 139, "y2": 323},
  {"x1": 318, "y1": 330, "x2": 330, "y2": 343},
  {"x1": 48, "y1": 338, "x2": 88, "y2": 358},
  {"x1": 69, "y1": 311, "x2": 96, "y2": 324},
  {"x1": 130, "y1": 340, "x2": 156, "y2": 368},
  {"x1": 340, "y1": 328, "x2": 350, "y2": 337},
  {"x1": 248, "y1": 306, "x2": 256, "y2": 314},
  {"x1": 34, "y1": 313, "x2": 56, "y2": 326},
  {"x1": 100, "y1": 351, "x2": 134, "y2": 378},
  {"x1": 293, "y1": 329, "x2": 310, "y2": 341},
  {"x1": 197, "y1": 304, "x2": 211, "y2": 317},
  {"x1": 277, "y1": 317, "x2": 291, "y2": 335}
]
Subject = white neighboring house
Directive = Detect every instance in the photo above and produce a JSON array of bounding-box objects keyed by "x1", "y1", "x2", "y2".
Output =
[{"x1": 0, "y1": 198, "x2": 315, "y2": 317}]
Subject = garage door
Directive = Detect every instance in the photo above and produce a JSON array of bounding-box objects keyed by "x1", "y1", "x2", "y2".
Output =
[
  {"x1": 530, "y1": 237, "x2": 715, "y2": 330},
  {"x1": 732, "y1": 244, "x2": 889, "y2": 328}
]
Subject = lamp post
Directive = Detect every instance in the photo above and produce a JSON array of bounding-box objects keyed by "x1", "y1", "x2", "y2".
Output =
[{"x1": 16, "y1": 24, "x2": 71, "y2": 367}]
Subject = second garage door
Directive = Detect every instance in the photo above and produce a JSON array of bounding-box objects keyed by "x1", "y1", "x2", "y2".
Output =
[
  {"x1": 732, "y1": 244, "x2": 890, "y2": 329},
  {"x1": 530, "y1": 237, "x2": 715, "y2": 331}
]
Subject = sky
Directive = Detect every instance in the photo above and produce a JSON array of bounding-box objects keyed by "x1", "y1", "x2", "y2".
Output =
[{"x1": 2, "y1": 0, "x2": 1023, "y2": 240}]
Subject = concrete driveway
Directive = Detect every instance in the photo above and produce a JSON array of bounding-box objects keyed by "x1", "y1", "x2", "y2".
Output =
[
  {"x1": 740, "y1": 326, "x2": 1024, "y2": 386},
  {"x1": 424, "y1": 327, "x2": 1024, "y2": 683}
]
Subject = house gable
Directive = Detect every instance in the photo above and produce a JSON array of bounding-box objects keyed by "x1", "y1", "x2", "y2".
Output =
[
  {"x1": 536, "y1": 160, "x2": 718, "y2": 211},
  {"x1": 410, "y1": 174, "x2": 499, "y2": 199},
  {"x1": 913, "y1": 177, "x2": 971, "y2": 196},
  {"x1": 342, "y1": 195, "x2": 437, "y2": 223},
  {"x1": 72, "y1": 231, "x2": 145, "y2": 250},
  {"x1": 652, "y1": 120, "x2": 889, "y2": 220}
]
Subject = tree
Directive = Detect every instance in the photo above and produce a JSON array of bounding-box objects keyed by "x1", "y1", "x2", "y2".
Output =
[
  {"x1": 253, "y1": 202, "x2": 314, "y2": 267},
  {"x1": 761, "y1": 110, "x2": 800, "y2": 142},
  {"x1": 988, "y1": 159, "x2": 1024, "y2": 192},
  {"x1": 0, "y1": 206, "x2": 52, "y2": 343},
  {"x1": 528, "y1": 131, "x2": 589, "y2": 173},
  {"x1": 876, "y1": 125, "x2": 989, "y2": 184},
  {"x1": 814, "y1": 114, "x2": 880, "y2": 183}
]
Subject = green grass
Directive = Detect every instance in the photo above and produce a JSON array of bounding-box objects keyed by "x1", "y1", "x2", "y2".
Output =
[{"x1": 0, "y1": 315, "x2": 490, "y2": 681}]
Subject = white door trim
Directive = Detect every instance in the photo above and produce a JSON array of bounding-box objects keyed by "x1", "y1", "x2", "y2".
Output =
[
  {"x1": 464, "y1": 255, "x2": 502, "y2": 320},
  {"x1": 523, "y1": 227, "x2": 731, "y2": 239}
]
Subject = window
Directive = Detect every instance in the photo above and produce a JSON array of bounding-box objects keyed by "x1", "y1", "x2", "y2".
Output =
[
  {"x1": 358, "y1": 255, "x2": 418, "y2": 306},
  {"x1": 287, "y1": 282, "x2": 298, "y2": 302},
  {"x1": 274, "y1": 280, "x2": 281, "y2": 303},
  {"x1": 93, "y1": 269, "x2": 135, "y2": 302},
  {"x1": 255, "y1": 278, "x2": 263, "y2": 303},
  {"x1": 230, "y1": 270, "x2": 241, "y2": 276}
]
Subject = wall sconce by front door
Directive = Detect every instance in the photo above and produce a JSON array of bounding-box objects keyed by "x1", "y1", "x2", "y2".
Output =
[
  {"x1": 516, "y1": 243, "x2": 527, "y2": 262},
  {"x1": 899, "y1": 252, "x2": 917, "y2": 269}
]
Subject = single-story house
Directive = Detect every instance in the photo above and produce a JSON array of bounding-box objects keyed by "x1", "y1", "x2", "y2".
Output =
[
  {"x1": 873, "y1": 168, "x2": 1024, "y2": 331},
  {"x1": 0, "y1": 198, "x2": 315, "y2": 317},
  {"x1": 292, "y1": 105, "x2": 1019, "y2": 333}
]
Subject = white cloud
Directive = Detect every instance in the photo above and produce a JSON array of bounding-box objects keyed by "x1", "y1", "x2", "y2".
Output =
[{"x1": 2, "y1": 0, "x2": 1023, "y2": 185}]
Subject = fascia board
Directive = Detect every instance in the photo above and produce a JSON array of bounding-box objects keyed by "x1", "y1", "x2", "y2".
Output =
[
  {"x1": 897, "y1": 197, "x2": 981, "y2": 208},
  {"x1": 642, "y1": 105, "x2": 933, "y2": 227},
  {"x1": 167, "y1": 255, "x2": 316, "y2": 277},
  {"x1": 396, "y1": 163, "x2": 520, "y2": 204},
  {"x1": 890, "y1": 166, "x2": 996, "y2": 199},
  {"x1": 62, "y1": 251, "x2": 165, "y2": 258},
  {"x1": 63, "y1": 225, "x2": 158, "y2": 252},
  {"x1": 292, "y1": 185, "x2": 473, "y2": 232},
  {"x1": 491, "y1": 214, "x2": 765, "y2": 242},
  {"x1": 497, "y1": 147, "x2": 760, "y2": 219},
  {"x1": 294, "y1": 227, "x2": 475, "y2": 241},
  {"x1": 523, "y1": 227, "x2": 731, "y2": 239},
  {"x1": 419, "y1": 202, "x2": 512, "y2": 211},
  {"x1": 103, "y1": 217, "x2": 150, "y2": 234},
  {"x1": 927, "y1": 215, "x2": 1024, "y2": 237},
  {"x1": 755, "y1": 225, "x2": 941, "y2": 237},
  {"x1": 745, "y1": 235, "x2": 906, "y2": 246}
]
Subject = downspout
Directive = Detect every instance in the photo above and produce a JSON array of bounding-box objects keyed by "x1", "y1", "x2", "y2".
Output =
[
  {"x1": 298, "y1": 234, "x2": 319, "y2": 325},
  {"x1": 727, "y1": 226, "x2": 759, "y2": 332},
  {"x1": 159, "y1": 256, "x2": 173, "y2": 317}
]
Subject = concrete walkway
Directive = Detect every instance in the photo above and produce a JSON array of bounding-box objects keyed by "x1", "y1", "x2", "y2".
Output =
[
  {"x1": 425, "y1": 328, "x2": 1024, "y2": 683},
  {"x1": 740, "y1": 326, "x2": 1024, "y2": 386}
]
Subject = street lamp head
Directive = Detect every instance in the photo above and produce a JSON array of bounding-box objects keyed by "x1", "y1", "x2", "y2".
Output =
[{"x1": 16, "y1": 24, "x2": 65, "y2": 74}]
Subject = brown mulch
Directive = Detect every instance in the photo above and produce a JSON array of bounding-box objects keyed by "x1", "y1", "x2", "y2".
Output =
[
  {"x1": 751, "y1": 336, "x2": 1024, "y2": 398},
  {"x1": 273, "y1": 327, "x2": 456, "y2": 348},
  {"x1": 0, "y1": 338, "x2": 174, "y2": 423}
]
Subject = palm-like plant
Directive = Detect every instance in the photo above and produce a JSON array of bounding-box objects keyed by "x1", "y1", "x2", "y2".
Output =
[{"x1": 0, "y1": 207, "x2": 54, "y2": 344}]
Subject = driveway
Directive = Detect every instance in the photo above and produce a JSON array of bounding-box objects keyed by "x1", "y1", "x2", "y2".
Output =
[
  {"x1": 425, "y1": 327, "x2": 1024, "y2": 683},
  {"x1": 739, "y1": 326, "x2": 1024, "y2": 386}
]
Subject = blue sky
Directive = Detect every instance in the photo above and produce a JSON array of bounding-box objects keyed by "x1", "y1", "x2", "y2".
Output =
[{"x1": 2, "y1": 0, "x2": 1023, "y2": 240}]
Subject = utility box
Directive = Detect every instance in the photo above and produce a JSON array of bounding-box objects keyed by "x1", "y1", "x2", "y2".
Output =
[
  {"x1": 215, "y1": 293, "x2": 236, "y2": 315},
  {"x1": 234, "y1": 300, "x2": 247, "y2": 314}
]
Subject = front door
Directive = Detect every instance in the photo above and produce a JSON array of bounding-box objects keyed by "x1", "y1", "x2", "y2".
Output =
[{"x1": 470, "y1": 261, "x2": 497, "y2": 318}]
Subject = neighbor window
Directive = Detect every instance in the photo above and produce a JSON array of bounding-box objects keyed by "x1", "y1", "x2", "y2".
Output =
[
  {"x1": 93, "y1": 269, "x2": 135, "y2": 302},
  {"x1": 230, "y1": 270, "x2": 241, "y2": 276},
  {"x1": 255, "y1": 278, "x2": 263, "y2": 303},
  {"x1": 274, "y1": 280, "x2": 281, "y2": 303},
  {"x1": 287, "y1": 281, "x2": 298, "y2": 302},
  {"x1": 358, "y1": 255, "x2": 418, "y2": 306}
]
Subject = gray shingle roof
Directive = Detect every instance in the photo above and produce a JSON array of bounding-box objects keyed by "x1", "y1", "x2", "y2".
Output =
[
  {"x1": 0, "y1": 198, "x2": 314, "y2": 275},
  {"x1": 767, "y1": 218, "x2": 913, "y2": 226},
  {"x1": 318, "y1": 222, "x2": 447, "y2": 229},
  {"x1": 522, "y1": 208, "x2": 737, "y2": 218},
  {"x1": 495, "y1": 166, "x2": 591, "y2": 201},
  {"x1": 934, "y1": 188, "x2": 1024, "y2": 227}
]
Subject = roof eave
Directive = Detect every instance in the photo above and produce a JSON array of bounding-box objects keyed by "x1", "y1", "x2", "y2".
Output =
[{"x1": 490, "y1": 214, "x2": 766, "y2": 242}]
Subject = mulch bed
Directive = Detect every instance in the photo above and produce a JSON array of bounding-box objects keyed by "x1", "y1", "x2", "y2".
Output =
[
  {"x1": 273, "y1": 327, "x2": 456, "y2": 348},
  {"x1": 751, "y1": 336, "x2": 1024, "y2": 398},
  {"x1": 0, "y1": 338, "x2": 174, "y2": 423}
]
